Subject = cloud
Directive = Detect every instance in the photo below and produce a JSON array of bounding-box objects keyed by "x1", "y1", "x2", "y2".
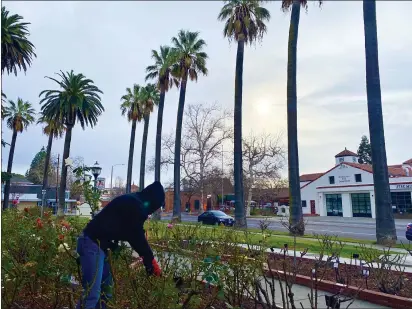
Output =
[{"x1": 1, "y1": 0, "x2": 411, "y2": 186}]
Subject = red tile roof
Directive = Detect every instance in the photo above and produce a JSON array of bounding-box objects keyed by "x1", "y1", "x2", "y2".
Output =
[
  {"x1": 343, "y1": 162, "x2": 373, "y2": 173},
  {"x1": 300, "y1": 160, "x2": 410, "y2": 188},
  {"x1": 300, "y1": 173, "x2": 324, "y2": 182},
  {"x1": 131, "y1": 182, "x2": 139, "y2": 193},
  {"x1": 341, "y1": 162, "x2": 408, "y2": 177},
  {"x1": 335, "y1": 148, "x2": 358, "y2": 158},
  {"x1": 403, "y1": 158, "x2": 412, "y2": 165}
]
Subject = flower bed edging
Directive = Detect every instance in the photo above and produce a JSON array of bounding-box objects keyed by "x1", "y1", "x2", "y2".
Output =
[{"x1": 263, "y1": 268, "x2": 412, "y2": 309}]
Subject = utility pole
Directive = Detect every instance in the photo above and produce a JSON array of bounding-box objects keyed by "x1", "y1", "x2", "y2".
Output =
[
  {"x1": 110, "y1": 163, "x2": 125, "y2": 191},
  {"x1": 56, "y1": 154, "x2": 59, "y2": 205},
  {"x1": 222, "y1": 144, "x2": 224, "y2": 208}
]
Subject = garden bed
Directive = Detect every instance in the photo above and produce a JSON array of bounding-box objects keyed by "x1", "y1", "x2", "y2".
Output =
[{"x1": 266, "y1": 253, "x2": 412, "y2": 298}]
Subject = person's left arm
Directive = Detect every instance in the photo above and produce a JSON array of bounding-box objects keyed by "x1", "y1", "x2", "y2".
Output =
[{"x1": 128, "y1": 226, "x2": 161, "y2": 276}]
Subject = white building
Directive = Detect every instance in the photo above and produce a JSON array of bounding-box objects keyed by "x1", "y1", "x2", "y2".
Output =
[{"x1": 300, "y1": 148, "x2": 412, "y2": 218}]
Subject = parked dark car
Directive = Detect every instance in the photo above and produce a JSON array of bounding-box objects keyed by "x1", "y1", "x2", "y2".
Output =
[
  {"x1": 406, "y1": 223, "x2": 412, "y2": 241},
  {"x1": 198, "y1": 210, "x2": 235, "y2": 226}
]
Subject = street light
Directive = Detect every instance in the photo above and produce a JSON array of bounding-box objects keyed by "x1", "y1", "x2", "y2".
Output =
[
  {"x1": 91, "y1": 161, "x2": 102, "y2": 188},
  {"x1": 111, "y1": 163, "x2": 125, "y2": 189},
  {"x1": 41, "y1": 189, "x2": 46, "y2": 217}
]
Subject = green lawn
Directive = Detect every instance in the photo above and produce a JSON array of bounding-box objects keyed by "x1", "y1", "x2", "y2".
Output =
[
  {"x1": 63, "y1": 215, "x2": 407, "y2": 258},
  {"x1": 164, "y1": 220, "x2": 377, "y2": 245},
  {"x1": 146, "y1": 221, "x2": 397, "y2": 259}
]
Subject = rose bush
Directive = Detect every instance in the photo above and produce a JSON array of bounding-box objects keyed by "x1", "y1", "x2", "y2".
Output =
[
  {"x1": 1, "y1": 209, "x2": 273, "y2": 309},
  {"x1": 4, "y1": 208, "x2": 392, "y2": 309}
]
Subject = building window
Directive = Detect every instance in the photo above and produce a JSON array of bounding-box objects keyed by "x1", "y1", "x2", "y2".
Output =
[
  {"x1": 301, "y1": 200, "x2": 307, "y2": 208},
  {"x1": 329, "y1": 176, "x2": 335, "y2": 184},
  {"x1": 355, "y1": 174, "x2": 362, "y2": 183},
  {"x1": 353, "y1": 157, "x2": 357, "y2": 163},
  {"x1": 339, "y1": 157, "x2": 344, "y2": 163},
  {"x1": 391, "y1": 192, "x2": 412, "y2": 214},
  {"x1": 351, "y1": 193, "x2": 371, "y2": 218},
  {"x1": 326, "y1": 194, "x2": 343, "y2": 216}
]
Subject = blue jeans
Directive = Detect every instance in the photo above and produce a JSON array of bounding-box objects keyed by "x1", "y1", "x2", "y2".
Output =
[{"x1": 76, "y1": 235, "x2": 113, "y2": 309}]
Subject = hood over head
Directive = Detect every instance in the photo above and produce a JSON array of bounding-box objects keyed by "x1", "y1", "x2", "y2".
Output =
[{"x1": 139, "y1": 181, "x2": 165, "y2": 215}]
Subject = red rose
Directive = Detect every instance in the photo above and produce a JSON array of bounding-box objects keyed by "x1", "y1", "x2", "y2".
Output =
[{"x1": 36, "y1": 218, "x2": 43, "y2": 229}]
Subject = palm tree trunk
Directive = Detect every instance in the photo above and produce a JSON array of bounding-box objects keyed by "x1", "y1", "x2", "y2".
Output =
[
  {"x1": 58, "y1": 125, "x2": 73, "y2": 216},
  {"x1": 42, "y1": 131, "x2": 54, "y2": 190},
  {"x1": 3, "y1": 130, "x2": 17, "y2": 210},
  {"x1": 234, "y1": 39, "x2": 246, "y2": 228},
  {"x1": 126, "y1": 119, "x2": 137, "y2": 193},
  {"x1": 173, "y1": 76, "x2": 188, "y2": 221},
  {"x1": 155, "y1": 86, "x2": 166, "y2": 182},
  {"x1": 363, "y1": 0, "x2": 396, "y2": 245},
  {"x1": 139, "y1": 114, "x2": 150, "y2": 191},
  {"x1": 287, "y1": 0, "x2": 304, "y2": 236},
  {"x1": 152, "y1": 86, "x2": 165, "y2": 221}
]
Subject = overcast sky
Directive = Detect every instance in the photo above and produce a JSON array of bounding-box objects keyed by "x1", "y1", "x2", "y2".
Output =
[{"x1": 2, "y1": 1, "x2": 411, "y2": 188}]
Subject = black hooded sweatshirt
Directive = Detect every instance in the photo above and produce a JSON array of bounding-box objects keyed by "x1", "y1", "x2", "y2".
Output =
[{"x1": 83, "y1": 181, "x2": 165, "y2": 271}]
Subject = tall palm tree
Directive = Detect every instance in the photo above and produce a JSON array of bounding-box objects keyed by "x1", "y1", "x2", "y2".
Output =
[
  {"x1": 1, "y1": 6, "x2": 36, "y2": 76},
  {"x1": 281, "y1": 0, "x2": 322, "y2": 235},
  {"x1": 170, "y1": 30, "x2": 208, "y2": 221},
  {"x1": 39, "y1": 70, "x2": 104, "y2": 216},
  {"x1": 2, "y1": 92, "x2": 8, "y2": 148},
  {"x1": 37, "y1": 114, "x2": 65, "y2": 191},
  {"x1": 121, "y1": 84, "x2": 144, "y2": 193},
  {"x1": 145, "y1": 46, "x2": 179, "y2": 183},
  {"x1": 2, "y1": 98, "x2": 36, "y2": 209},
  {"x1": 218, "y1": 0, "x2": 270, "y2": 228},
  {"x1": 145, "y1": 46, "x2": 179, "y2": 221},
  {"x1": 139, "y1": 84, "x2": 160, "y2": 191},
  {"x1": 363, "y1": 0, "x2": 396, "y2": 244}
]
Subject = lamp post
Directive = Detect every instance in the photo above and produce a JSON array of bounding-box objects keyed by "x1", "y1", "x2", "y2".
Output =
[
  {"x1": 91, "y1": 161, "x2": 102, "y2": 188},
  {"x1": 41, "y1": 189, "x2": 46, "y2": 217},
  {"x1": 111, "y1": 163, "x2": 125, "y2": 190},
  {"x1": 222, "y1": 144, "x2": 224, "y2": 208}
]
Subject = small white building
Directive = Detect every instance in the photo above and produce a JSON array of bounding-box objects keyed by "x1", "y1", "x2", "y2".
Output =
[{"x1": 300, "y1": 149, "x2": 412, "y2": 218}]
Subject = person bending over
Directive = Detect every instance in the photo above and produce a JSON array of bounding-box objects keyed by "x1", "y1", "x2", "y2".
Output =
[{"x1": 76, "y1": 181, "x2": 164, "y2": 309}]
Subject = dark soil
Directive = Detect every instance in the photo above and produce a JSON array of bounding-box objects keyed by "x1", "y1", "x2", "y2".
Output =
[{"x1": 267, "y1": 253, "x2": 412, "y2": 298}]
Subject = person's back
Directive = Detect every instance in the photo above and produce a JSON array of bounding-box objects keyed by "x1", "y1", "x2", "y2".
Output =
[
  {"x1": 76, "y1": 181, "x2": 164, "y2": 309},
  {"x1": 83, "y1": 193, "x2": 147, "y2": 252}
]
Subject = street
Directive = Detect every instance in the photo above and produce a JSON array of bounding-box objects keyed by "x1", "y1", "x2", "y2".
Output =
[{"x1": 162, "y1": 213, "x2": 411, "y2": 243}]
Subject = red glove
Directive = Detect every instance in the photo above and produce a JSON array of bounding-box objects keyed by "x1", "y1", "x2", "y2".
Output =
[{"x1": 152, "y1": 258, "x2": 161, "y2": 277}]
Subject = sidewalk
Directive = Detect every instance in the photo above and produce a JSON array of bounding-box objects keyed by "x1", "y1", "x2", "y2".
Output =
[{"x1": 247, "y1": 215, "x2": 411, "y2": 226}]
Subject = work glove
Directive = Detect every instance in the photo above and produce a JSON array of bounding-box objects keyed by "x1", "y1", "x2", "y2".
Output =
[{"x1": 145, "y1": 258, "x2": 162, "y2": 277}]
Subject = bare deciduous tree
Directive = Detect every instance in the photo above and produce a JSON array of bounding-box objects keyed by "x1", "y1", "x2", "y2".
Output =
[
  {"x1": 114, "y1": 176, "x2": 125, "y2": 188},
  {"x1": 242, "y1": 132, "x2": 286, "y2": 216},
  {"x1": 150, "y1": 103, "x2": 232, "y2": 210}
]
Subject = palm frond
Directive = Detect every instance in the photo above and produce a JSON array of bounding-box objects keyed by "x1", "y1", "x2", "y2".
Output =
[
  {"x1": 3, "y1": 97, "x2": 36, "y2": 132},
  {"x1": 171, "y1": 30, "x2": 208, "y2": 84},
  {"x1": 217, "y1": 0, "x2": 271, "y2": 44},
  {"x1": 39, "y1": 70, "x2": 104, "y2": 129},
  {"x1": 145, "y1": 45, "x2": 179, "y2": 92},
  {"x1": 1, "y1": 6, "x2": 36, "y2": 75}
]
